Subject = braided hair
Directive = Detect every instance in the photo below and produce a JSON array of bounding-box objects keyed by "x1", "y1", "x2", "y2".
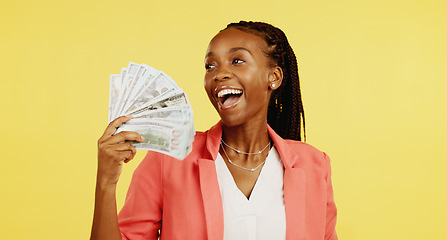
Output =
[{"x1": 224, "y1": 21, "x2": 306, "y2": 141}]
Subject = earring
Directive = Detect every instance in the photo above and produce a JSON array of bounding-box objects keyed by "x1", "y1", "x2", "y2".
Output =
[{"x1": 271, "y1": 83, "x2": 276, "y2": 88}]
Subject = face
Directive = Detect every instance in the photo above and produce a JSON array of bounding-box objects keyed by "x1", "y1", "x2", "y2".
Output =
[{"x1": 204, "y1": 27, "x2": 280, "y2": 127}]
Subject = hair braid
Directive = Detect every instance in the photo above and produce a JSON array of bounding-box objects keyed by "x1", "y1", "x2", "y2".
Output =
[{"x1": 224, "y1": 21, "x2": 306, "y2": 141}]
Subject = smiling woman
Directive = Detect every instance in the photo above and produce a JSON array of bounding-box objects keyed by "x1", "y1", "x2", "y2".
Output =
[{"x1": 91, "y1": 21, "x2": 337, "y2": 240}]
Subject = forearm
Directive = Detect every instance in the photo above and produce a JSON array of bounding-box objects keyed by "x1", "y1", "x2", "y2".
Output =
[
  {"x1": 91, "y1": 115, "x2": 143, "y2": 240},
  {"x1": 90, "y1": 182, "x2": 122, "y2": 240}
]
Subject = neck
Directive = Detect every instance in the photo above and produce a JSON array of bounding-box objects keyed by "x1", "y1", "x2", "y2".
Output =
[{"x1": 221, "y1": 118, "x2": 270, "y2": 155}]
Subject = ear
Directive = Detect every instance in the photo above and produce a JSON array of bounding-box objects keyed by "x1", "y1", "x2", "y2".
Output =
[{"x1": 269, "y1": 66, "x2": 283, "y2": 90}]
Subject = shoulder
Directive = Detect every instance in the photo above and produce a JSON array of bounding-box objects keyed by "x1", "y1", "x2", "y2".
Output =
[
  {"x1": 193, "y1": 130, "x2": 208, "y2": 144},
  {"x1": 282, "y1": 139, "x2": 327, "y2": 158},
  {"x1": 280, "y1": 139, "x2": 331, "y2": 175}
]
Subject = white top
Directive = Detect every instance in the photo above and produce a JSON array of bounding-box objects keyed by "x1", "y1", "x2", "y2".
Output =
[{"x1": 215, "y1": 146, "x2": 286, "y2": 240}]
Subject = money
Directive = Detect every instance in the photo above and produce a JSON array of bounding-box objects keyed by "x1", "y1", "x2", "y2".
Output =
[
  {"x1": 116, "y1": 119, "x2": 192, "y2": 159},
  {"x1": 109, "y1": 74, "x2": 123, "y2": 123},
  {"x1": 121, "y1": 65, "x2": 159, "y2": 114},
  {"x1": 129, "y1": 92, "x2": 190, "y2": 117},
  {"x1": 123, "y1": 71, "x2": 179, "y2": 115},
  {"x1": 112, "y1": 62, "x2": 140, "y2": 121},
  {"x1": 109, "y1": 62, "x2": 194, "y2": 160}
]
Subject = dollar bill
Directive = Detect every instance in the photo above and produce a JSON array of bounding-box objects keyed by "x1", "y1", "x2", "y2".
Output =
[
  {"x1": 120, "y1": 67, "x2": 127, "y2": 83},
  {"x1": 117, "y1": 65, "x2": 148, "y2": 116},
  {"x1": 133, "y1": 105, "x2": 195, "y2": 142},
  {"x1": 128, "y1": 92, "x2": 190, "y2": 117},
  {"x1": 133, "y1": 105, "x2": 191, "y2": 121},
  {"x1": 122, "y1": 71, "x2": 178, "y2": 114},
  {"x1": 116, "y1": 119, "x2": 192, "y2": 159},
  {"x1": 121, "y1": 65, "x2": 159, "y2": 114},
  {"x1": 112, "y1": 62, "x2": 140, "y2": 119},
  {"x1": 109, "y1": 62, "x2": 195, "y2": 160},
  {"x1": 109, "y1": 73, "x2": 122, "y2": 123}
]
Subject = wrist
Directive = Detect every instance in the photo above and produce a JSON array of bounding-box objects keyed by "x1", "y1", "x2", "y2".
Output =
[{"x1": 96, "y1": 178, "x2": 118, "y2": 193}]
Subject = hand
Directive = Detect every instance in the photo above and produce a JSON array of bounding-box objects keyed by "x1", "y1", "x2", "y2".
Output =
[{"x1": 96, "y1": 115, "x2": 144, "y2": 188}]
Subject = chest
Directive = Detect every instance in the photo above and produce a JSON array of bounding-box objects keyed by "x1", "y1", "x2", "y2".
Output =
[
  {"x1": 225, "y1": 163, "x2": 262, "y2": 198},
  {"x1": 215, "y1": 148, "x2": 287, "y2": 240}
]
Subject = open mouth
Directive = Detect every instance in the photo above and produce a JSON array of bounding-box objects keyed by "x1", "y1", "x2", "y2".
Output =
[{"x1": 217, "y1": 88, "x2": 243, "y2": 108}]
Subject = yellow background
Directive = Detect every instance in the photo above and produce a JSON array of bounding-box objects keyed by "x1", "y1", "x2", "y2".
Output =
[{"x1": 1, "y1": 0, "x2": 446, "y2": 239}]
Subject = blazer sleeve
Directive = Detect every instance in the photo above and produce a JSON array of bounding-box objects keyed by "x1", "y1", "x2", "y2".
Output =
[
  {"x1": 117, "y1": 151, "x2": 164, "y2": 240},
  {"x1": 324, "y1": 152, "x2": 338, "y2": 240}
]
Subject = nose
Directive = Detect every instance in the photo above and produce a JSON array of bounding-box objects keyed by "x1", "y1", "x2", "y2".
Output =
[{"x1": 213, "y1": 65, "x2": 231, "y2": 82}]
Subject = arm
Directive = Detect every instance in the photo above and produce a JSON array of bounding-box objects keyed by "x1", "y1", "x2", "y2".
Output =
[
  {"x1": 117, "y1": 151, "x2": 163, "y2": 239},
  {"x1": 90, "y1": 115, "x2": 144, "y2": 240},
  {"x1": 324, "y1": 153, "x2": 338, "y2": 240},
  {"x1": 91, "y1": 183, "x2": 121, "y2": 240}
]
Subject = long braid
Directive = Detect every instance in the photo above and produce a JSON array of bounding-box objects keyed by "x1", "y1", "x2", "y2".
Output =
[{"x1": 225, "y1": 21, "x2": 306, "y2": 141}]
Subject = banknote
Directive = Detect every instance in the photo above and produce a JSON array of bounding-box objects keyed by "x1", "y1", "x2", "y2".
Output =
[
  {"x1": 117, "y1": 65, "x2": 149, "y2": 116},
  {"x1": 112, "y1": 62, "x2": 140, "y2": 120},
  {"x1": 133, "y1": 105, "x2": 192, "y2": 121},
  {"x1": 116, "y1": 119, "x2": 192, "y2": 159},
  {"x1": 132, "y1": 105, "x2": 195, "y2": 142},
  {"x1": 109, "y1": 74, "x2": 122, "y2": 123},
  {"x1": 128, "y1": 92, "x2": 190, "y2": 117},
  {"x1": 122, "y1": 71, "x2": 179, "y2": 115},
  {"x1": 109, "y1": 62, "x2": 194, "y2": 159},
  {"x1": 121, "y1": 65, "x2": 159, "y2": 114}
]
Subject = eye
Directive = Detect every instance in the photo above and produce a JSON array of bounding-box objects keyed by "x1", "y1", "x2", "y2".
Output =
[
  {"x1": 205, "y1": 63, "x2": 216, "y2": 70},
  {"x1": 232, "y1": 58, "x2": 245, "y2": 64}
]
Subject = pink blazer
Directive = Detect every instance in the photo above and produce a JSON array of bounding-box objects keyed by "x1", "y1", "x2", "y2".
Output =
[{"x1": 118, "y1": 122, "x2": 337, "y2": 240}]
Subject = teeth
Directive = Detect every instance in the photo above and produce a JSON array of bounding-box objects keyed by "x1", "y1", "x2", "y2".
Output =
[{"x1": 217, "y1": 89, "x2": 242, "y2": 97}]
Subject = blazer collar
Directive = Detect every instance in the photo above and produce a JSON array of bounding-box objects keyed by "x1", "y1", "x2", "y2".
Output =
[
  {"x1": 203, "y1": 121, "x2": 222, "y2": 161},
  {"x1": 203, "y1": 121, "x2": 299, "y2": 168},
  {"x1": 266, "y1": 124, "x2": 299, "y2": 169}
]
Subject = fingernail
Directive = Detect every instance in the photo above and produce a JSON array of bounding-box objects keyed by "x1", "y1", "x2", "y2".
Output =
[
  {"x1": 140, "y1": 136, "x2": 145, "y2": 141},
  {"x1": 125, "y1": 115, "x2": 132, "y2": 118}
]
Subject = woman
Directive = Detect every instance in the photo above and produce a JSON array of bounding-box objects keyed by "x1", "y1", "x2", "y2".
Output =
[{"x1": 91, "y1": 21, "x2": 337, "y2": 240}]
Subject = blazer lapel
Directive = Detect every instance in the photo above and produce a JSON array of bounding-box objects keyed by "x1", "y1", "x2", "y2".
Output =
[
  {"x1": 268, "y1": 125, "x2": 306, "y2": 240},
  {"x1": 284, "y1": 167, "x2": 306, "y2": 240},
  {"x1": 198, "y1": 122, "x2": 223, "y2": 240},
  {"x1": 199, "y1": 158, "x2": 224, "y2": 240}
]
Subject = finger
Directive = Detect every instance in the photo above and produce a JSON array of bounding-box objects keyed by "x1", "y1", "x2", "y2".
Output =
[
  {"x1": 100, "y1": 115, "x2": 133, "y2": 139},
  {"x1": 102, "y1": 131, "x2": 144, "y2": 145},
  {"x1": 121, "y1": 150, "x2": 135, "y2": 163},
  {"x1": 112, "y1": 147, "x2": 136, "y2": 163},
  {"x1": 124, "y1": 150, "x2": 136, "y2": 163},
  {"x1": 111, "y1": 142, "x2": 137, "y2": 155}
]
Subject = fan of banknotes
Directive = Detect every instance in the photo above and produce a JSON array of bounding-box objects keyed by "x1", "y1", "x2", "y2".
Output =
[{"x1": 109, "y1": 62, "x2": 194, "y2": 159}]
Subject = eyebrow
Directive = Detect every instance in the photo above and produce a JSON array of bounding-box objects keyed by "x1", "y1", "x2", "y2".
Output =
[{"x1": 205, "y1": 47, "x2": 252, "y2": 59}]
